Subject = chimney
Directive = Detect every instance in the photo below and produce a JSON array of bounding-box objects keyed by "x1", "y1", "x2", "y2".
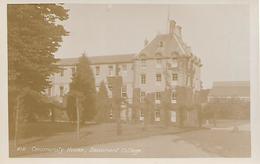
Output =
[
  {"x1": 169, "y1": 20, "x2": 176, "y2": 35},
  {"x1": 175, "y1": 25, "x2": 182, "y2": 38}
]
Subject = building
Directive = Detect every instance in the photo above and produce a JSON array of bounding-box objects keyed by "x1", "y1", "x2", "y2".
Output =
[
  {"x1": 208, "y1": 81, "x2": 250, "y2": 103},
  {"x1": 45, "y1": 20, "x2": 202, "y2": 123}
]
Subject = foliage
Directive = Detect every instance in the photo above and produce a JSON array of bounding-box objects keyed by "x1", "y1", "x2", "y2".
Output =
[
  {"x1": 8, "y1": 4, "x2": 69, "y2": 91},
  {"x1": 68, "y1": 54, "x2": 97, "y2": 123},
  {"x1": 8, "y1": 4, "x2": 69, "y2": 127},
  {"x1": 203, "y1": 102, "x2": 250, "y2": 120},
  {"x1": 95, "y1": 81, "x2": 111, "y2": 123}
]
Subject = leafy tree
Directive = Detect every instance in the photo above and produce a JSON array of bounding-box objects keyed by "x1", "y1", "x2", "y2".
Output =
[
  {"x1": 8, "y1": 4, "x2": 69, "y2": 133},
  {"x1": 68, "y1": 54, "x2": 97, "y2": 124},
  {"x1": 95, "y1": 81, "x2": 111, "y2": 123}
]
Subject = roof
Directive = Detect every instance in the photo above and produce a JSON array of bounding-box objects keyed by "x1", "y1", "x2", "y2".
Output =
[
  {"x1": 57, "y1": 54, "x2": 135, "y2": 66},
  {"x1": 209, "y1": 81, "x2": 250, "y2": 97},
  {"x1": 139, "y1": 34, "x2": 186, "y2": 57},
  {"x1": 137, "y1": 33, "x2": 201, "y2": 65}
]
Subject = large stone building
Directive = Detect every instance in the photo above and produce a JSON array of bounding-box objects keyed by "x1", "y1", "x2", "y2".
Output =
[{"x1": 45, "y1": 20, "x2": 202, "y2": 123}]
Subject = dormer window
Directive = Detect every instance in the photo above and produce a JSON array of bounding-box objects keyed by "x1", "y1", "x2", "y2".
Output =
[{"x1": 159, "y1": 41, "x2": 164, "y2": 47}]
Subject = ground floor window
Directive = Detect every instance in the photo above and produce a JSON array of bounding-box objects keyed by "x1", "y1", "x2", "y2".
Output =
[
  {"x1": 154, "y1": 111, "x2": 160, "y2": 121},
  {"x1": 170, "y1": 111, "x2": 177, "y2": 122},
  {"x1": 140, "y1": 110, "x2": 144, "y2": 121}
]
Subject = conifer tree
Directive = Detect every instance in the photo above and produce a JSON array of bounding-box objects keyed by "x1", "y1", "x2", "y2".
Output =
[
  {"x1": 95, "y1": 81, "x2": 111, "y2": 123},
  {"x1": 68, "y1": 54, "x2": 97, "y2": 124}
]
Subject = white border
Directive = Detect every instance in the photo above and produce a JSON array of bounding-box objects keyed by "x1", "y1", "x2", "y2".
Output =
[{"x1": 0, "y1": 0, "x2": 259, "y2": 164}]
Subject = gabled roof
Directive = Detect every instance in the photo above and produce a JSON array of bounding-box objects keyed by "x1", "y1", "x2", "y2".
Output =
[
  {"x1": 209, "y1": 81, "x2": 250, "y2": 97},
  {"x1": 57, "y1": 54, "x2": 135, "y2": 66},
  {"x1": 138, "y1": 33, "x2": 191, "y2": 59}
]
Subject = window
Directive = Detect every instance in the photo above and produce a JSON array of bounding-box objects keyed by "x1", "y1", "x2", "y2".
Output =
[
  {"x1": 155, "y1": 111, "x2": 160, "y2": 121},
  {"x1": 159, "y1": 41, "x2": 164, "y2": 47},
  {"x1": 121, "y1": 85, "x2": 127, "y2": 98},
  {"x1": 140, "y1": 110, "x2": 144, "y2": 121},
  {"x1": 60, "y1": 86, "x2": 64, "y2": 96},
  {"x1": 108, "y1": 84, "x2": 112, "y2": 91},
  {"x1": 155, "y1": 92, "x2": 161, "y2": 100},
  {"x1": 156, "y1": 74, "x2": 162, "y2": 82},
  {"x1": 96, "y1": 86, "x2": 100, "y2": 92},
  {"x1": 109, "y1": 109, "x2": 113, "y2": 119},
  {"x1": 140, "y1": 91, "x2": 145, "y2": 102},
  {"x1": 141, "y1": 74, "x2": 146, "y2": 84},
  {"x1": 96, "y1": 66, "x2": 100, "y2": 76},
  {"x1": 172, "y1": 73, "x2": 178, "y2": 81},
  {"x1": 108, "y1": 65, "x2": 113, "y2": 76},
  {"x1": 141, "y1": 59, "x2": 146, "y2": 68},
  {"x1": 171, "y1": 92, "x2": 177, "y2": 103}
]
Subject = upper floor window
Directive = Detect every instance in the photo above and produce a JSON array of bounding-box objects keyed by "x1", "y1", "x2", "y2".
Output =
[
  {"x1": 156, "y1": 74, "x2": 162, "y2": 82},
  {"x1": 108, "y1": 83, "x2": 112, "y2": 91},
  {"x1": 121, "y1": 85, "x2": 127, "y2": 98},
  {"x1": 96, "y1": 66, "x2": 100, "y2": 76},
  {"x1": 171, "y1": 92, "x2": 177, "y2": 103},
  {"x1": 140, "y1": 91, "x2": 145, "y2": 103},
  {"x1": 60, "y1": 86, "x2": 64, "y2": 96},
  {"x1": 108, "y1": 65, "x2": 113, "y2": 76},
  {"x1": 172, "y1": 73, "x2": 178, "y2": 81},
  {"x1": 141, "y1": 74, "x2": 146, "y2": 84},
  {"x1": 155, "y1": 92, "x2": 161, "y2": 104},
  {"x1": 155, "y1": 92, "x2": 161, "y2": 100}
]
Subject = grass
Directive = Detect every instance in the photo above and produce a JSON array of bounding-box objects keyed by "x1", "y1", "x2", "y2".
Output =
[
  {"x1": 10, "y1": 122, "x2": 194, "y2": 157},
  {"x1": 176, "y1": 124, "x2": 251, "y2": 157}
]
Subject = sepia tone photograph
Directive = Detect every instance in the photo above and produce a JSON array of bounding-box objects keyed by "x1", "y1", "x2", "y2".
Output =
[{"x1": 6, "y1": 1, "x2": 255, "y2": 159}]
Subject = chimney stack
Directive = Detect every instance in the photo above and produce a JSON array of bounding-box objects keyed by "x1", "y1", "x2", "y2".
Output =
[{"x1": 169, "y1": 20, "x2": 176, "y2": 35}]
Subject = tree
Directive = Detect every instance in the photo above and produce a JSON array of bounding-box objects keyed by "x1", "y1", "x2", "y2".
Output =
[
  {"x1": 95, "y1": 81, "x2": 111, "y2": 123},
  {"x1": 161, "y1": 90, "x2": 171, "y2": 127},
  {"x1": 8, "y1": 4, "x2": 69, "y2": 92},
  {"x1": 8, "y1": 4, "x2": 69, "y2": 138},
  {"x1": 68, "y1": 54, "x2": 97, "y2": 124},
  {"x1": 107, "y1": 75, "x2": 123, "y2": 135}
]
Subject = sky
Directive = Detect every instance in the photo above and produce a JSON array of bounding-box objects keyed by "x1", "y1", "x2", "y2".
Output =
[{"x1": 55, "y1": 4, "x2": 250, "y2": 89}]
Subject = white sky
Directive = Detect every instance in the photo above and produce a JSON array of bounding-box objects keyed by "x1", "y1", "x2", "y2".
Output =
[{"x1": 55, "y1": 4, "x2": 250, "y2": 89}]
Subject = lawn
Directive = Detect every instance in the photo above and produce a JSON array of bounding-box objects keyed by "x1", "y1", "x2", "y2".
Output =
[
  {"x1": 9, "y1": 121, "x2": 195, "y2": 157},
  {"x1": 176, "y1": 128, "x2": 251, "y2": 157}
]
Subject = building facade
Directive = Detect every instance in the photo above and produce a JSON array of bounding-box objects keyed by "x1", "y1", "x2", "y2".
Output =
[
  {"x1": 45, "y1": 20, "x2": 202, "y2": 123},
  {"x1": 208, "y1": 81, "x2": 250, "y2": 103}
]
